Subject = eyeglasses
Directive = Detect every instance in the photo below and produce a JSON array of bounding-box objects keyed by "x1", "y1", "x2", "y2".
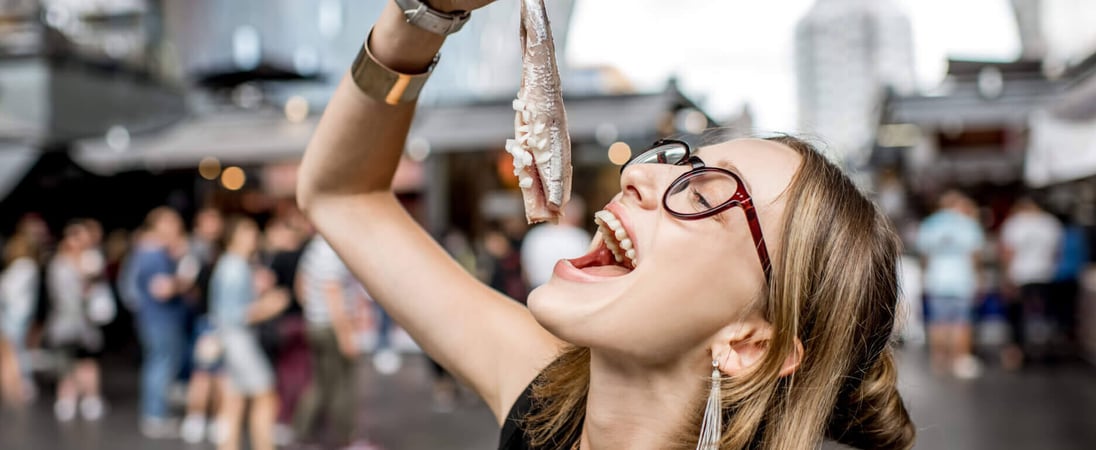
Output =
[{"x1": 621, "y1": 139, "x2": 772, "y2": 285}]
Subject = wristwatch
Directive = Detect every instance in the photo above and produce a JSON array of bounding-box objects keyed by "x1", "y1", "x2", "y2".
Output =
[
  {"x1": 393, "y1": 0, "x2": 471, "y2": 36},
  {"x1": 350, "y1": 30, "x2": 439, "y2": 105}
]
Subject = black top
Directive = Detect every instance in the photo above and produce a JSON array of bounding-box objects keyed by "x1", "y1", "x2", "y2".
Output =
[
  {"x1": 268, "y1": 248, "x2": 304, "y2": 310},
  {"x1": 498, "y1": 378, "x2": 582, "y2": 450}
]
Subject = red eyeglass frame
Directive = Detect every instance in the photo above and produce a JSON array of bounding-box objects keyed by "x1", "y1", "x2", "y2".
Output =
[{"x1": 622, "y1": 139, "x2": 773, "y2": 285}]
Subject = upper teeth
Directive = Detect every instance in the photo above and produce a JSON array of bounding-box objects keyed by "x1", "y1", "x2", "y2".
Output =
[{"x1": 594, "y1": 210, "x2": 637, "y2": 267}]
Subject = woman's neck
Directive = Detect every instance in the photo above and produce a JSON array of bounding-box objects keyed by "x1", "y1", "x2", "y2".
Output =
[{"x1": 580, "y1": 349, "x2": 709, "y2": 450}]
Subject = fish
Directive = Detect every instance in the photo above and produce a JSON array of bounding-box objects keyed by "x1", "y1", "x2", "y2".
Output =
[{"x1": 505, "y1": 0, "x2": 572, "y2": 224}]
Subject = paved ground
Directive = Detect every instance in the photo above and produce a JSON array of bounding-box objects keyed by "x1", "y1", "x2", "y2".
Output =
[{"x1": 2, "y1": 348, "x2": 1095, "y2": 449}]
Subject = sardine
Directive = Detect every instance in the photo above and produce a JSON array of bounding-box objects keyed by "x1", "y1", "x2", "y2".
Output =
[{"x1": 505, "y1": 0, "x2": 572, "y2": 224}]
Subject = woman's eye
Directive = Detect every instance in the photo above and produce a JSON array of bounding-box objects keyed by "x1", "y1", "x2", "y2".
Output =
[{"x1": 692, "y1": 189, "x2": 712, "y2": 210}]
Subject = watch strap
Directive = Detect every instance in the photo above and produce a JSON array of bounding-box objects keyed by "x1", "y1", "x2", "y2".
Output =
[
  {"x1": 350, "y1": 30, "x2": 438, "y2": 106},
  {"x1": 393, "y1": 0, "x2": 471, "y2": 36}
]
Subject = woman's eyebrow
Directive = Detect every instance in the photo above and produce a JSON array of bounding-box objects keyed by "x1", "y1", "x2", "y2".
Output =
[{"x1": 710, "y1": 158, "x2": 754, "y2": 192}]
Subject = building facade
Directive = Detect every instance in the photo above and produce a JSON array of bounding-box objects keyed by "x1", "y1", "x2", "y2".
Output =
[{"x1": 795, "y1": 0, "x2": 916, "y2": 166}]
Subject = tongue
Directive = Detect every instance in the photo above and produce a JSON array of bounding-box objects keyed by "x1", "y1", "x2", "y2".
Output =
[{"x1": 568, "y1": 245, "x2": 632, "y2": 277}]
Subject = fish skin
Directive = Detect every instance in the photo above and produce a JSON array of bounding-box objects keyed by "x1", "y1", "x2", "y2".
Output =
[{"x1": 513, "y1": 0, "x2": 571, "y2": 223}]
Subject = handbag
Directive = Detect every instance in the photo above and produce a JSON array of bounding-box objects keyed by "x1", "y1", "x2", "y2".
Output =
[{"x1": 86, "y1": 282, "x2": 117, "y2": 325}]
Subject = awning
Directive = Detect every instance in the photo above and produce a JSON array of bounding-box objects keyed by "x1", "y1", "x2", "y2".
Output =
[
  {"x1": 71, "y1": 88, "x2": 692, "y2": 174},
  {"x1": 72, "y1": 110, "x2": 317, "y2": 175},
  {"x1": 1025, "y1": 110, "x2": 1096, "y2": 187},
  {"x1": 885, "y1": 79, "x2": 1062, "y2": 128}
]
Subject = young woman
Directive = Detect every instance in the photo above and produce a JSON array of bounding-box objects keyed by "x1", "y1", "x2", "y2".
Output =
[
  {"x1": 46, "y1": 222, "x2": 106, "y2": 421},
  {"x1": 296, "y1": 1, "x2": 915, "y2": 449},
  {"x1": 209, "y1": 217, "x2": 287, "y2": 450},
  {"x1": 1, "y1": 234, "x2": 40, "y2": 406}
]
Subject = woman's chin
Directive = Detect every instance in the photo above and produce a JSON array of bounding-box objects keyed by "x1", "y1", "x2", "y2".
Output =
[
  {"x1": 526, "y1": 279, "x2": 618, "y2": 345},
  {"x1": 526, "y1": 285, "x2": 560, "y2": 327},
  {"x1": 527, "y1": 283, "x2": 588, "y2": 341}
]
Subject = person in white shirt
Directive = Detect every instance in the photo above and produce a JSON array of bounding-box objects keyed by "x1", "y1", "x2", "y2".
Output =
[
  {"x1": 521, "y1": 197, "x2": 591, "y2": 289},
  {"x1": 293, "y1": 236, "x2": 366, "y2": 447},
  {"x1": 999, "y1": 197, "x2": 1063, "y2": 368}
]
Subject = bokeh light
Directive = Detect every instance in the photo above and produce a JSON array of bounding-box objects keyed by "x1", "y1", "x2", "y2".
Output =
[
  {"x1": 284, "y1": 95, "x2": 310, "y2": 123},
  {"x1": 105, "y1": 125, "x2": 130, "y2": 152},
  {"x1": 607, "y1": 141, "x2": 632, "y2": 165},
  {"x1": 406, "y1": 137, "x2": 431, "y2": 162},
  {"x1": 198, "y1": 157, "x2": 222, "y2": 180},
  {"x1": 221, "y1": 166, "x2": 247, "y2": 190}
]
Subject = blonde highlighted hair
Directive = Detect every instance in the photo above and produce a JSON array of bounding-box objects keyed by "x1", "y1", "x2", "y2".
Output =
[{"x1": 524, "y1": 135, "x2": 915, "y2": 450}]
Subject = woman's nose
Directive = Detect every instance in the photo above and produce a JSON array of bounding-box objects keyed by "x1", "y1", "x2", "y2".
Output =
[{"x1": 619, "y1": 163, "x2": 667, "y2": 210}]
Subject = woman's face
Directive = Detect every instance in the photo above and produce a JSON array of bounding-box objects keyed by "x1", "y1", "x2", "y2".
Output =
[
  {"x1": 233, "y1": 221, "x2": 260, "y2": 256},
  {"x1": 528, "y1": 139, "x2": 802, "y2": 362}
]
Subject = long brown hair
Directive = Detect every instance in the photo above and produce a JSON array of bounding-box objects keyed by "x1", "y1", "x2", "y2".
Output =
[
  {"x1": 3, "y1": 233, "x2": 39, "y2": 267},
  {"x1": 524, "y1": 135, "x2": 914, "y2": 449}
]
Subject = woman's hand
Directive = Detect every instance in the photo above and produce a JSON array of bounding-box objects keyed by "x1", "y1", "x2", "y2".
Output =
[
  {"x1": 253, "y1": 267, "x2": 276, "y2": 294},
  {"x1": 337, "y1": 332, "x2": 359, "y2": 358}
]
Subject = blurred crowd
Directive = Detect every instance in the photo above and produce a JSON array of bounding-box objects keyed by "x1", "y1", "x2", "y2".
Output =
[
  {"x1": 0, "y1": 196, "x2": 594, "y2": 450},
  {"x1": 899, "y1": 190, "x2": 1090, "y2": 380}
]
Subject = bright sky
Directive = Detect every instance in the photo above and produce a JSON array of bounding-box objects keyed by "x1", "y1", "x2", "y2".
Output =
[{"x1": 567, "y1": 0, "x2": 1022, "y2": 131}]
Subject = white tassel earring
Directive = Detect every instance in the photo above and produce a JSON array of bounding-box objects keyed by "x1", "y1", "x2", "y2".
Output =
[{"x1": 696, "y1": 359, "x2": 723, "y2": 450}]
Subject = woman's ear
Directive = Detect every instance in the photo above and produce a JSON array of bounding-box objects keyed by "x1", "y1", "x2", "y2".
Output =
[
  {"x1": 777, "y1": 337, "x2": 804, "y2": 377},
  {"x1": 710, "y1": 319, "x2": 804, "y2": 378}
]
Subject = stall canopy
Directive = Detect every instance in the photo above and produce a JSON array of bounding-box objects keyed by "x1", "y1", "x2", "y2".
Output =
[
  {"x1": 1025, "y1": 110, "x2": 1096, "y2": 187},
  {"x1": 1025, "y1": 66, "x2": 1096, "y2": 187},
  {"x1": 72, "y1": 85, "x2": 701, "y2": 175}
]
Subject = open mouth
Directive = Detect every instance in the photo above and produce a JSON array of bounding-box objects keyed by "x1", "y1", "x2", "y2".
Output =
[{"x1": 565, "y1": 209, "x2": 637, "y2": 277}]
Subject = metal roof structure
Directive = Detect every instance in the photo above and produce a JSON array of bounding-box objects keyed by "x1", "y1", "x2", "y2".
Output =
[{"x1": 70, "y1": 82, "x2": 708, "y2": 175}]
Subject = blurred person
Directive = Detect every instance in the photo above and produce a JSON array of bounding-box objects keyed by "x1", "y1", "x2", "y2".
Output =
[
  {"x1": 179, "y1": 208, "x2": 227, "y2": 444},
  {"x1": 117, "y1": 228, "x2": 152, "y2": 313},
  {"x1": 258, "y1": 216, "x2": 311, "y2": 444},
  {"x1": 132, "y1": 207, "x2": 195, "y2": 438},
  {"x1": 179, "y1": 311, "x2": 225, "y2": 444},
  {"x1": 15, "y1": 213, "x2": 51, "y2": 251},
  {"x1": 1049, "y1": 212, "x2": 1089, "y2": 355},
  {"x1": 520, "y1": 197, "x2": 591, "y2": 288},
  {"x1": 293, "y1": 235, "x2": 367, "y2": 448},
  {"x1": 79, "y1": 219, "x2": 118, "y2": 335},
  {"x1": 210, "y1": 216, "x2": 287, "y2": 450},
  {"x1": 1, "y1": 233, "x2": 40, "y2": 406},
  {"x1": 15, "y1": 213, "x2": 52, "y2": 378},
  {"x1": 1000, "y1": 197, "x2": 1064, "y2": 368},
  {"x1": 480, "y1": 222, "x2": 529, "y2": 302},
  {"x1": 0, "y1": 333, "x2": 14, "y2": 406},
  {"x1": 191, "y1": 208, "x2": 225, "y2": 266},
  {"x1": 46, "y1": 222, "x2": 106, "y2": 421},
  {"x1": 917, "y1": 191, "x2": 985, "y2": 378},
  {"x1": 294, "y1": 5, "x2": 915, "y2": 449},
  {"x1": 71, "y1": 219, "x2": 117, "y2": 420}
]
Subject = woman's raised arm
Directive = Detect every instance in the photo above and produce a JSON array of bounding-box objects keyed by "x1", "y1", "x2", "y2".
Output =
[{"x1": 296, "y1": 1, "x2": 564, "y2": 422}]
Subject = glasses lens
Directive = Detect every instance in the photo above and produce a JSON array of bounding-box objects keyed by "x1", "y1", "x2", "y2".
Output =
[
  {"x1": 629, "y1": 142, "x2": 688, "y2": 167},
  {"x1": 666, "y1": 171, "x2": 739, "y2": 215}
]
